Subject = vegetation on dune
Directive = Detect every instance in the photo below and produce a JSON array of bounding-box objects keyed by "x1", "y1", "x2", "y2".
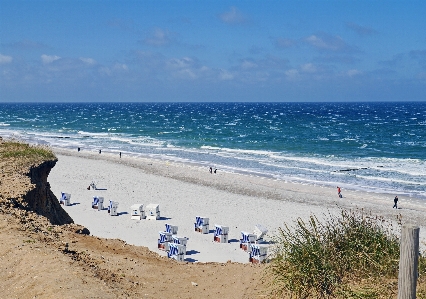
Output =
[
  {"x1": 0, "y1": 139, "x2": 56, "y2": 164},
  {"x1": 265, "y1": 209, "x2": 426, "y2": 298}
]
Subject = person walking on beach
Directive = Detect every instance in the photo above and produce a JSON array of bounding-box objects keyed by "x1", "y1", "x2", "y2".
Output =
[
  {"x1": 209, "y1": 167, "x2": 212, "y2": 174},
  {"x1": 119, "y1": 152, "x2": 121, "y2": 158},
  {"x1": 337, "y1": 186, "x2": 342, "y2": 198},
  {"x1": 393, "y1": 196, "x2": 398, "y2": 209}
]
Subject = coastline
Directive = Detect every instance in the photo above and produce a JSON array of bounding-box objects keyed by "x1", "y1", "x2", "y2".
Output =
[{"x1": 49, "y1": 148, "x2": 426, "y2": 262}]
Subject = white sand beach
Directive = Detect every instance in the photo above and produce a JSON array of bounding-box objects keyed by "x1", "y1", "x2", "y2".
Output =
[{"x1": 48, "y1": 149, "x2": 426, "y2": 263}]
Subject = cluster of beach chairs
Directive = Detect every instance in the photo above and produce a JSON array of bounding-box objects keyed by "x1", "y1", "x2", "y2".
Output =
[
  {"x1": 59, "y1": 191, "x2": 269, "y2": 264},
  {"x1": 157, "y1": 224, "x2": 188, "y2": 261},
  {"x1": 193, "y1": 216, "x2": 269, "y2": 263}
]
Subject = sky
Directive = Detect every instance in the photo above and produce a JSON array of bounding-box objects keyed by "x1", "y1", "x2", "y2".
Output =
[{"x1": 0, "y1": 1, "x2": 425, "y2": 102}]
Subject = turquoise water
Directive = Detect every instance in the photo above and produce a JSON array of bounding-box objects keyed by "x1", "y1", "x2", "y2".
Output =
[{"x1": 1, "y1": 102, "x2": 425, "y2": 199}]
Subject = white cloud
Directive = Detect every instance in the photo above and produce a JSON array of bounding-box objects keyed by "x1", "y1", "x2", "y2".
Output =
[
  {"x1": 347, "y1": 69, "x2": 362, "y2": 77},
  {"x1": 218, "y1": 7, "x2": 247, "y2": 25},
  {"x1": 143, "y1": 28, "x2": 173, "y2": 47},
  {"x1": 80, "y1": 57, "x2": 96, "y2": 65},
  {"x1": 275, "y1": 38, "x2": 297, "y2": 49},
  {"x1": 166, "y1": 57, "x2": 195, "y2": 70},
  {"x1": 113, "y1": 63, "x2": 128, "y2": 71},
  {"x1": 305, "y1": 34, "x2": 350, "y2": 52},
  {"x1": 0, "y1": 54, "x2": 13, "y2": 64},
  {"x1": 241, "y1": 60, "x2": 258, "y2": 70},
  {"x1": 301, "y1": 63, "x2": 317, "y2": 73},
  {"x1": 41, "y1": 54, "x2": 60, "y2": 64},
  {"x1": 346, "y1": 22, "x2": 377, "y2": 36},
  {"x1": 219, "y1": 69, "x2": 234, "y2": 80},
  {"x1": 285, "y1": 69, "x2": 300, "y2": 80}
]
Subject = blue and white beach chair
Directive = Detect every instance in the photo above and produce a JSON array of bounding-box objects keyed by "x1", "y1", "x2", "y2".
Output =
[
  {"x1": 172, "y1": 236, "x2": 188, "y2": 255},
  {"x1": 167, "y1": 243, "x2": 185, "y2": 262},
  {"x1": 165, "y1": 223, "x2": 178, "y2": 234},
  {"x1": 240, "y1": 231, "x2": 257, "y2": 251},
  {"x1": 92, "y1": 196, "x2": 99, "y2": 209},
  {"x1": 249, "y1": 244, "x2": 268, "y2": 264},
  {"x1": 60, "y1": 192, "x2": 71, "y2": 206},
  {"x1": 194, "y1": 216, "x2": 209, "y2": 234},
  {"x1": 214, "y1": 224, "x2": 229, "y2": 243},
  {"x1": 158, "y1": 231, "x2": 173, "y2": 250}
]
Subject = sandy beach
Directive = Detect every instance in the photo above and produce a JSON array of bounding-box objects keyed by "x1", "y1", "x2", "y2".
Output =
[{"x1": 48, "y1": 148, "x2": 426, "y2": 263}]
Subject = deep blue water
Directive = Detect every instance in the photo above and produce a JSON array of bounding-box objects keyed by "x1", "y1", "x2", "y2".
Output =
[{"x1": 1, "y1": 102, "x2": 425, "y2": 200}]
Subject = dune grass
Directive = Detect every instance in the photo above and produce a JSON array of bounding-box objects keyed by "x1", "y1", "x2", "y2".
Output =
[
  {"x1": 0, "y1": 139, "x2": 55, "y2": 163},
  {"x1": 266, "y1": 209, "x2": 426, "y2": 298}
]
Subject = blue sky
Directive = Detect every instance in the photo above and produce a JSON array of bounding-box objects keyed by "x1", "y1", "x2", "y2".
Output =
[{"x1": 1, "y1": 1, "x2": 425, "y2": 102}]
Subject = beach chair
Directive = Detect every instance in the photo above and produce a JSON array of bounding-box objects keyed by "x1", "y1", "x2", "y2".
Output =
[
  {"x1": 92, "y1": 196, "x2": 99, "y2": 209},
  {"x1": 240, "y1": 231, "x2": 257, "y2": 251},
  {"x1": 97, "y1": 197, "x2": 104, "y2": 211},
  {"x1": 172, "y1": 236, "x2": 188, "y2": 255},
  {"x1": 249, "y1": 244, "x2": 268, "y2": 264},
  {"x1": 167, "y1": 243, "x2": 185, "y2": 262},
  {"x1": 214, "y1": 225, "x2": 229, "y2": 243},
  {"x1": 253, "y1": 224, "x2": 268, "y2": 242},
  {"x1": 89, "y1": 181, "x2": 97, "y2": 190},
  {"x1": 194, "y1": 216, "x2": 209, "y2": 234},
  {"x1": 60, "y1": 192, "x2": 71, "y2": 206},
  {"x1": 158, "y1": 231, "x2": 173, "y2": 250},
  {"x1": 146, "y1": 204, "x2": 160, "y2": 220},
  {"x1": 108, "y1": 200, "x2": 119, "y2": 216},
  {"x1": 130, "y1": 204, "x2": 145, "y2": 220},
  {"x1": 165, "y1": 223, "x2": 178, "y2": 234}
]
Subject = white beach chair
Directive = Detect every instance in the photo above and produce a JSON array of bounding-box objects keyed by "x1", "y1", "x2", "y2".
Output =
[
  {"x1": 108, "y1": 200, "x2": 119, "y2": 216},
  {"x1": 97, "y1": 197, "x2": 104, "y2": 211},
  {"x1": 253, "y1": 224, "x2": 268, "y2": 241},
  {"x1": 146, "y1": 204, "x2": 160, "y2": 220},
  {"x1": 130, "y1": 204, "x2": 145, "y2": 220},
  {"x1": 194, "y1": 216, "x2": 209, "y2": 234},
  {"x1": 214, "y1": 225, "x2": 229, "y2": 243}
]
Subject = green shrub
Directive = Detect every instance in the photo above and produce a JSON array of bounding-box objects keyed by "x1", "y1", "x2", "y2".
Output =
[{"x1": 266, "y1": 209, "x2": 401, "y2": 298}]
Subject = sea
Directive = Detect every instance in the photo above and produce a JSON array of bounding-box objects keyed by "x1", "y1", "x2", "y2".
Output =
[{"x1": 0, "y1": 102, "x2": 425, "y2": 201}]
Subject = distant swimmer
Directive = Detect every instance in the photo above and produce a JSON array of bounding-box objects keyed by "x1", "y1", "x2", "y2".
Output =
[
  {"x1": 337, "y1": 186, "x2": 342, "y2": 198},
  {"x1": 393, "y1": 196, "x2": 398, "y2": 209}
]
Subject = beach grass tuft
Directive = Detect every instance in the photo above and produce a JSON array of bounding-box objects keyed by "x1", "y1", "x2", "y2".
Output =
[
  {"x1": 266, "y1": 209, "x2": 426, "y2": 298},
  {"x1": 0, "y1": 139, "x2": 55, "y2": 163}
]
